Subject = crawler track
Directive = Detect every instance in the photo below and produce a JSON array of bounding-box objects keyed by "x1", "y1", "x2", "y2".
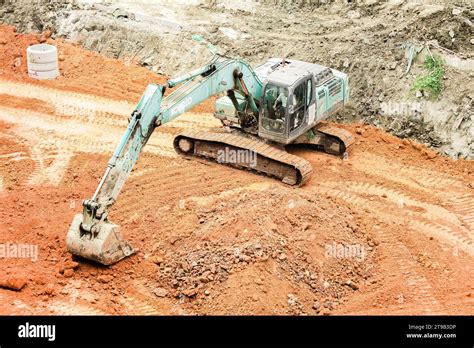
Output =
[{"x1": 174, "y1": 129, "x2": 313, "y2": 186}]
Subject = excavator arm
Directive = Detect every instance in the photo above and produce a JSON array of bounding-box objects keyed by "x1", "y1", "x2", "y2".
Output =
[{"x1": 67, "y1": 55, "x2": 263, "y2": 265}]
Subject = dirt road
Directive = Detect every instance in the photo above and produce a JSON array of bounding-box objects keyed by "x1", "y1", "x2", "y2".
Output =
[{"x1": 0, "y1": 25, "x2": 472, "y2": 315}]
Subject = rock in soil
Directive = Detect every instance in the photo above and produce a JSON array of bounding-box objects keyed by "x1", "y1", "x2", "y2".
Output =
[{"x1": 0, "y1": 277, "x2": 27, "y2": 291}]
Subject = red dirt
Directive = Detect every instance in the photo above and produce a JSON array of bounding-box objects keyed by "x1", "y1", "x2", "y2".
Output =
[
  {"x1": 0, "y1": 25, "x2": 472, "y2": 315},
  {"x1": 0, "y1": 25, "x2": 215, "y2": 113}
]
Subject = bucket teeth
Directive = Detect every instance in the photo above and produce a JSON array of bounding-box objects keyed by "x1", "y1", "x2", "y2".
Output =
[{"x1": 66, "y1": 213, "x2": 134, "y2": 265}]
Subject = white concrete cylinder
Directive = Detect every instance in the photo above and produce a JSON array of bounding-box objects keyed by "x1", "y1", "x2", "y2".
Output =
[{"x1": 27, "y1": 44, "x2": 60, "y2": 80}]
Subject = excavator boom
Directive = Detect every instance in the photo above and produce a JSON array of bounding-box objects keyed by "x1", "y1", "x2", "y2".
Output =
[{"x1": 67, "y1": 56, "x2": 263, "y2": 265}]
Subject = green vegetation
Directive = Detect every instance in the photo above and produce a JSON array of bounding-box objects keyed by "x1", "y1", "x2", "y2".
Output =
[
  {"x1": 306, "y1": 129, "x2": 315, "y2": 140},
  {"x1": 412, "y1": 55, "x2": 445, "y2": 98}
]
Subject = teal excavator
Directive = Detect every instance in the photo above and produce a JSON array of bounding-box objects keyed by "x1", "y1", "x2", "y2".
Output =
[{"x1": 67, "y1": 42, "x2": 354, "y2": 265}]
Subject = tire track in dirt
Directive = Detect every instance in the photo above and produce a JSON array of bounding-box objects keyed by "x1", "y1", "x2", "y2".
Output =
[
  {"x1": 27, "y1": 143, "x2": 73, "y2": 186},
  {"x1": 344, "y1": 182, "x2": 474, "y2": 245},
  {"x1": 449, "y1": 194, "x2": 474, "y2": 232},
  {"x1": 0, "y1": 79, "x2": 134, "y2": 117},
  {"x1": 441, "y1": 291, "x2": 474, "y2": 313},
  {"x1": 352, "y1": 153, "x2": 467, "y2": 194},
  {"x1": 349, "y1": 154, "x2": 474, "y2": 254},
  {"x1": 117, "y1": 161, "x2": 261, "y2": 220},
  {"x1": 408, "y1": 220, "x2": 474, "y2": 256},
  {"x1": 119, "y1": 281, "x2": 174, "y2": 315},
  {"x1": 47, "y1": 300, "x2": 109, "y2": 315},
  {"x1": 0, "y1": 81, "x2": 223, "y2": 189},
  {"x1": 311, "y1": 182, "x2": 454, "y2": 314},
  {"x1": 183, "y1": 182, "x2": 273, "y2": 207},
  {"x1": 316, "y1": 181, "x2": 473, "y2": 256},
  {"x1": 0, "y1": 79, "x2": 221, "y2": 130},
  {"x1": 38, "y1": 280, "x2": 114, "y2": 315},
  {"x1": 0, "y1": 79, "x2": 227, "y2": 193},
  {"x1": 376, "y1": 230, "x2": 446, "y2": 315},
  {"x1": 0, "y1": 106, "x2": 180, "y2": 187},
  {"x1": 0, "y1": 104, "x2": 177, "y2": 156}
]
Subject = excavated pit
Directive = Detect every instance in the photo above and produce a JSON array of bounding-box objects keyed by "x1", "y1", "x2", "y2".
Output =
[{"x1": 0, "y1": 1, "x2": 473, "y2": 315}]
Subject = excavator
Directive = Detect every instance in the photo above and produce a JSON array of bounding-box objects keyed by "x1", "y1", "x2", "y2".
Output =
[{"x1": 67, "y1": 40, "x2": 354, "y2": 265}]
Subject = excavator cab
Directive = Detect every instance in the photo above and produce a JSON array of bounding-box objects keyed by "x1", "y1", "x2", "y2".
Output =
[{"x1": 258, "y1": 75, "x2": 314, "y2": 144}]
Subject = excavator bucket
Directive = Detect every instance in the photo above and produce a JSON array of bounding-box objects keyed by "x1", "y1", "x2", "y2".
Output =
[{"x1": 66, "y1": 213, "x2": 134, "y2": 265}]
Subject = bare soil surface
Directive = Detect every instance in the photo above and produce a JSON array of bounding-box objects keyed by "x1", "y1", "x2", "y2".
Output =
[{"x1": 0, "y1": 25, "x2": 472, "y2": 315}]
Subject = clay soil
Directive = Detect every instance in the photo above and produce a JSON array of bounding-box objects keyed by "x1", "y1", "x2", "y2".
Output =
[{"x1": 0, "y1": 25, "x2": 473, "y2": 315}]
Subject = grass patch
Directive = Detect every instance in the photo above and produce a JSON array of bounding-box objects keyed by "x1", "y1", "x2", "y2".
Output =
[{"x1": 412, "y1": 55, "x2": 445, "y2": 98}]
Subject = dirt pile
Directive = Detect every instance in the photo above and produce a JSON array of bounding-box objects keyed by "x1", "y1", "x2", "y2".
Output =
[{"x1": 147, "y1": 186, "x2": 375, "y2": 314}]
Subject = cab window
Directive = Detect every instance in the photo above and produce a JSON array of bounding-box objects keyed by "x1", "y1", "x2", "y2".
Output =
[
  {"x1": 261, "y1": 84, "x2": 287, "y2": 134},
  {"x1": 290, "y1": 82, "x2": 306, "y2": 131}
]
